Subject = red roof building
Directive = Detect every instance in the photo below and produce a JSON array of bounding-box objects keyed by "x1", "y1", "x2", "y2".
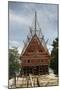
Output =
[{"x1": 20, "y1": 12, "x2": 50, "y2": 75}]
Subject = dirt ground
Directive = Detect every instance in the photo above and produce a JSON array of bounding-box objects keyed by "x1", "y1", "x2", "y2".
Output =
[{"x1": 9, "y1": 73, "x2": 58, "y2": 88}]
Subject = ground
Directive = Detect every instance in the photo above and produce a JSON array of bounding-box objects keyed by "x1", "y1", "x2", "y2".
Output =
[{"x1": 9, "y1": 72, "x2": 58, "y2": 88}]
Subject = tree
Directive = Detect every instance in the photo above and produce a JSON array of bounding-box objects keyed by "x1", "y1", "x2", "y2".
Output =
[
  {"x1": 9, "y1": 47, "x2": 20, "y2": 79},
  {"x1": 50, "y1": 37, "x2": 58, "y2": 75}
]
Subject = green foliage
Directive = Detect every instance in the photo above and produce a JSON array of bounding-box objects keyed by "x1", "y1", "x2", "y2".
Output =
[
  {"x1": 50, "y1": 38, "x2": 58, "y2": 75},
  {"x1": 9, "y1": 47, "x2": 20, "y2": 79}
]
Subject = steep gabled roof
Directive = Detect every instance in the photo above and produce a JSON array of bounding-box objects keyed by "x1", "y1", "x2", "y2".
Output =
[
  {"x1": 20, "y1": 12, "x2": 49, "y2": 57},
  {"x1": 20, "y1": 34, "x2": 49, "y2": 57}
]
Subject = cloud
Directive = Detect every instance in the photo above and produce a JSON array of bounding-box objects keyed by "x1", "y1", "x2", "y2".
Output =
[
  {"x1": 9, "y1": 9, "x2": 32, "y2": 27},
  {"x1": 9, "y1": 40, "x2": 24, "y2": 54},
  {"x1": 8, "y1": 2, "x2": 58, "y2": 54},
  {"x1": 47, "y1": 44, "x2": 53, "y2": 54},
  {"x1": 18, "y1": 47, "x2": 23, "y2": 54},
  {"x1": 9, "y1": 40, "x2": 20, "y2": 48}
]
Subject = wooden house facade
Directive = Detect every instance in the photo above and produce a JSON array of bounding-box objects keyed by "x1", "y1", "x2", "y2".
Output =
[{"x1": 20, "y1": 12, "x2": 50, "y2": 75}]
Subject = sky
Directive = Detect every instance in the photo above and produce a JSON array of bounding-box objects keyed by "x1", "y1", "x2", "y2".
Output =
[{"x1": 8, "y1": 2, "x2": 58, "y2": 54}]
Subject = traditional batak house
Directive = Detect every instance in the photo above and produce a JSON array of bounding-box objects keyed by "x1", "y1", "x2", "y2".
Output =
[{"x1": 20, "y1": 12, "x2": 50, "y2": 75}]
